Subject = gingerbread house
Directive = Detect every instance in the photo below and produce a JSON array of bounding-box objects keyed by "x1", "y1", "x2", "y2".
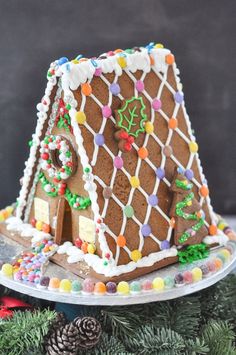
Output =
[{"x1": 8, "y1": 43, "x2": 228, "y2": 281}]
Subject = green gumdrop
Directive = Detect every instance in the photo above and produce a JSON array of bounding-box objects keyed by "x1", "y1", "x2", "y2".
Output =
[
  {"x1": 124, "y1": 205, "x2": 134, "y2": 218},
  {"x1": 164, "y1": 276, "x2": 175, "y2": 289},
  {"x1": 130, "y1": 281, "x2": 141, "y2": 292}
]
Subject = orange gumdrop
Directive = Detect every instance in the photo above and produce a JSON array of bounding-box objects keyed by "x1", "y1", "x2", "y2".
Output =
[
  {"x1": 42, "y1": 223, "x2": 51, "y2": 233},
  {"x1": 117, "y1": 235, "x2": 126, "y2": 247},
  {"x1": 94, "y1": 282, "x2": 106, "y2": 294},
  {"x1": 165, "y1": 54, "x2": 175, "y2": 65},
  {"x1": 81, "y1": 83, "x2": 92, "y2": 96},
  {"x1": 114, "y1": 48, "x2": 123, "y2": 53},
  {"x1": 138, "y1": 147, "x2": 148, "y2": 159},
  {"x1": 81, "y1": 242, "x2": 88, "y2": 253},
  {"x1": 214, "y1": 258, "x2": 223, "y2": 270},
  {"x1": 200, "y1": 185, "x2": 209, "y2": 197},
  {"x1": 209, "y1": 224, "x2": 217, "y2": 236},
  {"x1": 49, "y1": 277, "x2": 60, "y2": 289},
  {"x1": 168, "y1": 118, "x2": 178, "y2": 129}
]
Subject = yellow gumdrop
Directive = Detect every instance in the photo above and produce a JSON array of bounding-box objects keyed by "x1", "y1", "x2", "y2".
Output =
[
  {"x1": 117, "y1": 57, "x2": 127, "y2": 68},
  {"x1": 0, "y1": 212, "x2": 5, "y2": 222},
  {"x1": 87, "y1": 244, "x2": 96, "y2": 254},
  {"x1": 131, "y1": 250, "x2": 142, "y2": 262},
  {"x1": 1, "y1": 263, "x2": 13, "y2": 277},
  {"x1": 145, "y1": 121, "x2": 154, "y2": 134},
  {"x1": 75, "y1": 111, "x2": 86, "y2": 125},
  {"x1": 191, "y1": 267, "x2": 202, "y2": 282},
  {"x1": 220, "y1": 249, "x2": 231, "y2": 260},
  {"x1": 189, "y1": 141, "x2": 198, "y2": 153},
  {"x1": 155, "y1": 43, "x2": 164, "y2": 48},
  {"x1": 130, "y1": 176, "x2": 140, "y2": 188},
  {"x1": 117, "y1": 281, "x2": 129, "y2": 294},
  {"x1": 36, "y1": 221, "x2": 43, "y2": 231},
  {"x1": 59, "y1": 279, "x2": 72, "y2": 293},
  {"x1": 6, "y1": 206, "x2": 14, "y2": 215},
  {"x1": 153, "y1": 277, "x2": 165, "y2": 290},
  {"x1": 217, "y1": 221, "x2": 227, "y2": 231}
]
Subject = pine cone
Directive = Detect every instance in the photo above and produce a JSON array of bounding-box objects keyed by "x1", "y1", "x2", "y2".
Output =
[
  {"x1": 45, "y1": 322, "x2": 80, "y2": 355},
  {"x1": 44, "y1": 312, "x2": 67, "y2": 349},
  {"x1": 73, "y1": 316, "x2": 102, "y2": 350}
]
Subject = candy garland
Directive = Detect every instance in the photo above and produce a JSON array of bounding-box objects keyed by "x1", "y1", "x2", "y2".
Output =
[
  {"x1": 40, "y1": 135, "x2": 74, "y2": 181},
  {"x1": 55, "y1": 98, "x2": 73, "y2": 133},
  {"x1": 38, "y1": 172, "x2": 91, "y2": 210}
]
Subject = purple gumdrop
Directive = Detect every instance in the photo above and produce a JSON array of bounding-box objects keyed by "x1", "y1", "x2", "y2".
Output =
[
  {"x1": 40, "y1": 276, "x2": 50, "y2": 287},
  {"x1": 141, "y1": 224, "x2": 151, "y2": 237},
  {"x1": 95, "y1": 134, "x2": 104, "y2": 146},
  {"x1": 174, "y1": 91, "x2": 184, "y2": 104},
  {"x1": 185, "y1": 169, "x2": 194, "y2": 180},
  {"x1": 174, "y1": 273, "x2": 184, "y2": 285},
  {"x1": 156, "y1": 167, "x2": 165, "y2": 180},
  {"x1": 110, "y1": 83, "x2": 120, "y2": 96},
  {"x1": 200, "y1": 264, "x2": 210, "y2": 276},
  {"x1": 148, "y1": 194, "x2": 158, "y2": 206},
  {"x1": 106, "y1": 281, "x2": 117, "y2": 294},
  {"x1": 161, "y1": 240, "x2": 170, "y2": 250}
]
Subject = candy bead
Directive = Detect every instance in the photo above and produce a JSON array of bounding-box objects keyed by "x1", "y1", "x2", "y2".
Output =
[
  {"x1": 156, "y1": 167, "x2": 165, "y2": 179},
  {"x1": 189, "y1": 141, "x2": 198, "y2": 153},
  {"x1": 135, "y1": 80, "x2": 144, "y2": 92},
  {"x1": 59, "y1": 279, "x2": 72, "y2": 293},
  {"x1": 81, "y1": 242, "x2": 88, "y2": 253},
  {"x1": 217, "y1": 221, "x2": 228, "y2": 231},
  {"x1": 153, "y1": 277, "x2": 164, "y2": 291},
  {"x1": 200, "y1": 185, "x2": 209, "y2": 198},
  {"x1": 164, "y1": 276, "x2": 175, "y2": 288},
  {"x1": 209, "y1": 225, "x2": 217, "y2": 236},
  {"x1": 103, "y1": 186, "x2": 113, "y2": 199},
  {"x1": 145, "y1": 121, "x2": 154, "y2": 134},
  {"x1": 148, "y1": 194, "x2": 158, "y2": 206},
  {"x1": 183, "y1": 270, "x2": 193, "y2": 284},
  {"x1": 163, "y1": 145, "x2": 173, "y2": 157},
  {"x1": 185, "y1": 169, "x2": 194, "y2": 180},
  {"x1": 152, "y1": 98, "x2": 162, "y2": 111},
  {"x1": 174, "y1": 91, "x2": 184, "y2": 104},
  {"x1": 48, "y1": 277, "x2": 60, "y2": 290},
  {"x1": 110, "y1": 83, "x2": 120, "y2": 96},
  {"x1": 106, "y1": 281, "x2": 117, "y2": 294},
  {"x1": 214, "y1": 257, "x2": 223, "y2": 271},
  {"x1": 94, "y1": 67, "x2": 102, "y2": 76},
  {"x1": 81, "y1": 83, "x2": 92, "y2": 96},
  {"x1": 82, "y1": 278, "x2": 95, "y2": 294},
  {"x1": 58, "y1": 57, "x2": 68, "y2": 65},
  {"x1": 117, "y1": 281, "x2": 129, "y2": 295},
  {"x1": 36, "y1": 221, "x2": 43, "y2": 231},
  {"x1": 155, "y1": 43, "x2": 164, "y2": 48},
  {"x1": 130, "y1": 281, "x2": 141, "y2": 293},
  {"x1": 165, "y1": 54, "x2": 175, "y2": 65},
  {"x1": 71, "y1": 280, "x2": 82, "y2": 294},
  {"x1": 141, "y1": 224, "x2": 151, "y2": 237},
  {"x1": 138, "y1": 147, "x2": 148, "y2": 159},
  {"x1": 160, "y1": 240, "x2": 170, "y2": 250},
  {"x1": 130, "y1": 176, "x2": 140, "y2": 188},
  {"x1": 94, "y1": 282, "x2": 106, "y2": 294},
  {"x1": 191, "y1": 267, "x2": 202, "y2": 282},
  {"x1": 114, "y1": 156, "x2": 123, "y2": 169},
  {"x1": 102, "y1": 105, "x2": 112, "y2": 118},
  {"x1": 95, "y1": 134, "x2": 104, "y2": 146},
  {"x1": 131, "y1": 250, "x2": 142, "y2": 262},
  {"x1": 1, "y1": 263, "x2": 13, "y2": 277},
  {"x1": 75, "y1": 111, "x2": 86, "y2": 124},
  {"x1": 124, "y1": 205, "x2": 134, "y2": 218},
  {"x1": 117, "y1": 57, "x2": 127, "y2": 68},
  {"x1": 168, "y1": 118, "x2": 178, "y2": 129},
  {"x1": 142, "y1": 279, "x2": 153, "y2": 291},
  {"x1": 117, "y1": 235, "x2": 126, "y2": 247},
  {"x1": 87, "y1": 244, "x2": 96, "y2": 254}
]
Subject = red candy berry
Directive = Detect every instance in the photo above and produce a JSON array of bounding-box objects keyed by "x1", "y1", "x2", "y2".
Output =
[
  {"x1": 75, "y1": 238, "x2": 82, "y2": 248},
  {"x1": 120, "y1": 131, "x2": 129, "y2": 140},
  {"x1": 41, "y1": 153, "x2": 49, "y2": 160},
  {"x1": 31, "y1": 218, "x2": 37, "y2": 227},
  {"x1": 127, "y1": 136, "x2": 134, "y2": 144},
  {"x1": 124, "y1": 142, "x2": 132, "y2": 152}
]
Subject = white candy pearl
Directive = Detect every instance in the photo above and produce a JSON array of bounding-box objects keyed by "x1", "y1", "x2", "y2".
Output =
[{"x1": 44, "y1": 184, "x2": 51, "y2": 193}]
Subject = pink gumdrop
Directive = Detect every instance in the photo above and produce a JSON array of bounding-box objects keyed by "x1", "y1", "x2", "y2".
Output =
[
  {"x1": 142, "y1": 279, "x2": 153, "y2": 291},
  {"x1": 83, "y1": 279, "x2": 95, "y2": 293},
  {"x1": 152, "y1": 98, "x2": 162, "y2": 111},
  {"x1": 102, "y1": 105, "x2": 112, "y2": 118},
  {"x1": 94, "y1": 67, "x2": 102, "y2": 76},
  {"x1": 14, "y1": 271, "x2": 22, "y2": 281},
  {"x1": 206, "y1": 260, "x2": 216, "y2": 272},
  {"x1": 114, "y1": 156, "x2": 123, "y2": 169},
  {"x1": 135, "y1": 80, "x2": 144, "y2": 92},
  {"x1": 183, "y1": 270, "x2": 193, "y2": 284}
]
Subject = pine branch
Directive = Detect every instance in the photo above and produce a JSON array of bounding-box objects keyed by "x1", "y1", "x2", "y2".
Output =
[
  {"x1": 200, "y1": 320, "x2": 236, "y2": 355},
  {"x1": 0, "y1": 309, "x2": 57, "y2": 355}
]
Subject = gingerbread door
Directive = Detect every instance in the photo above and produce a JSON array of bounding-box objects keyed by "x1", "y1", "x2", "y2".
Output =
[{"x1": 55, "y1": 198, "x2": 72, "y2": 245}]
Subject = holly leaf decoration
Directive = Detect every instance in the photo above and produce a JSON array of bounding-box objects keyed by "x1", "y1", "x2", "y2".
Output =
[{"x1": 116, "y1": 96, "x2": 147, "y2": 138}]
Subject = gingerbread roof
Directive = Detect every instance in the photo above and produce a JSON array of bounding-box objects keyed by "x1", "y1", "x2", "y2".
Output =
[{"x1": 16, "y1": 43, "x2": 220, "y2": 278}]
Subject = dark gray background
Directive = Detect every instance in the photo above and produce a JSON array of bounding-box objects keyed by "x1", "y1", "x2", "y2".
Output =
[{"x1": 0, "y1": 0, "x2": 235, "y2": 214}]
